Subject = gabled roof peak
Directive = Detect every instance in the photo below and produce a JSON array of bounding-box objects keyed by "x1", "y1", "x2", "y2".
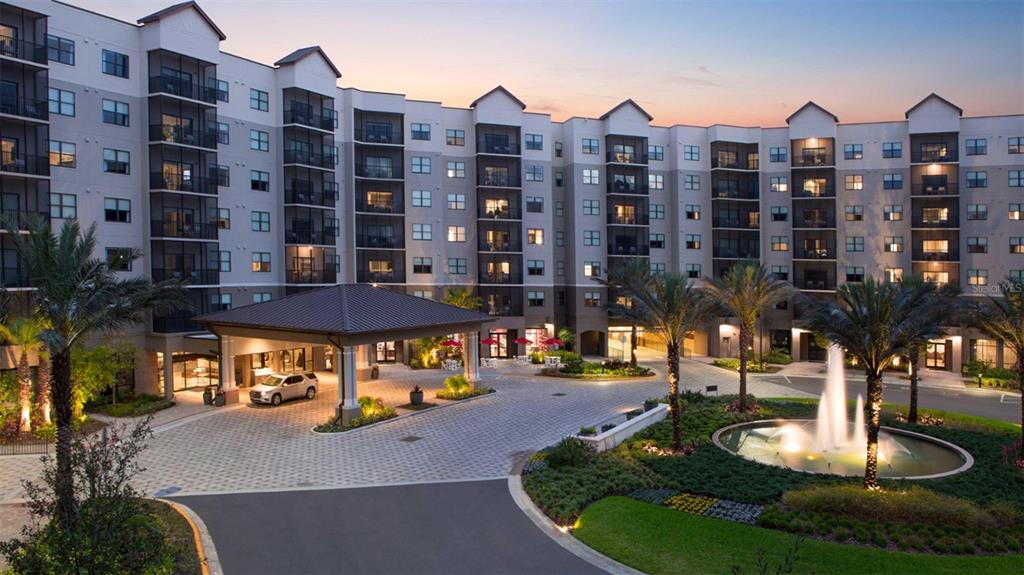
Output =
[
  {"x1": 905, "y1": 93, "x2": 963, "y2": 119},
  {"x1": 785, "y1": 101, "x2": 838, "y2": 124},
  {"x1": 138, "y1": 1, "x2": 226, "y2": 41},
  {"x1": 470, "y1": 85, "x2": 526, "y2": 110},
  {"x1": 274, "y1": 46, "x2": 342, "y2": 78},
  {"x1": 600, "y1": 99, "x2": 654, "y2": 122}
]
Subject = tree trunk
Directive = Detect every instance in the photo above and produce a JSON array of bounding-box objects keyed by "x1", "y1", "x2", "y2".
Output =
[
  {"x1": 908, "y1": 350, "x2": 920, "y2": 423},
  {"x1": 37, "y1": 352, "x2": 51, "y2": 424},
  {"x1": 17, "y1": 349, "x2": 31, "y2": 432},
  {"x1": 863, "y1": 372, "x2": 883, "y2": 489},
  {"x1": 630, "y1": 322, "x2": 638, "y2": 370},
  {"x1": 666, "y1": 341, "x2": 683, "y2": 452},
  {"x1": 51, "y1": 348, "x2": 76, "y2": 532},
  {"x1": 738, "y1": 326, "x2": 748, "y2": 412}
]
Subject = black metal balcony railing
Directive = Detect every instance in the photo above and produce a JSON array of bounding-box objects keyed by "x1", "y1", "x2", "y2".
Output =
[
  {"x1": 150, "y1": 268, "x2": 220, "y2": 285},
  {"x1": 792, "y1": 186, "x2": 836, "y2": 199},
  {"x1": 796, "y1": 249, "x2": 835, "y2": 260},
  {"x1": 149, "y1": 173, "x2": 218, "y2": 195},
  {"x1": 0, "y1": 95, "x2": 47, "y2": 120},
  {"x1": 478, "y1": 205, "x2": 522, "y2": 220},
  {"x1": 608, "y1": 213, "x2": 650, "y2": 226},
  {"x1": 354, "y1": 127, "x2": 402, "y2": 145},
  {"x1": 801, "y1": 280, "x2": 832, "y2": 290},
  {"x1": 711, "y1": 217, "x2": 759, "y2": 229},
  {"x1": 911, "y1": 183, "x2": 959, "y2": 196},
  {"x1": 286, "y1": 229, "x2": 337, "y2": 245},
  {"x1": 711, "y1": 157, "x2": 759, "y2": 170},
  {"x1": 607, "y1": 181, "x2": 649, "y2": 195},
  {"x1": 478, "y1": 140, "x2": 521, "y2": 155},
  {"x1": 357, "y1": 271, "x2": 401, "y2": 284},
  {"x1": 284, "y1": 109, "x2": 335, "y2": 131},
  {"x1": 287, "y1": 268, "x2": 337, "y2": 284},
  {"x1": 0, "y1": 35, "x2": 47, "y2": 64},
  {"x1": 607, "y1": 244, "x2": 650, "y2": 257},
  {"x1": 0, "y1": 153, "x2": 48, "y2": 176},
  {"x1": 792, "y1": 217, "x2": 834, "y2": 229},
  {"x1": 0, "y1": 267, "x2": 30, "y2": 288},
  {"x1": 791, "y1": 153, "x2": 834, "y2": 168},
  {"x1": 283, "y1": 150, "x2": 336, "y2": 169},
  {"x1": 355, "y1": 164, "x2": 402, "y2": 180},
  {"x1": 712, "y1": 185, "x2": 760, "y2": 200},
  {"x1": 606, "y1": 151, "x2": 648, "y2": 164},
  {"x1": 148, "y1": 76, "x2": 218, "y2": 104},
  {"x1": 713, "y1": 248, "x2": 760, "y2": 259},
  {"x1": 149, "y1": 124, "x2": 218, "y2": 149},
  {"x1": 150, "y1": 220, "x2": 219, "y2": 240},
  {"x1": 357, "y1": 235, "x2": 402, "y2": 249},
  {"x1": 479, "y1": 239, "x2": 522, "y2": 252},
  {"x1": 285, "y1": 188, "x2": 337, "y2": 207},
  {"x1": 912, "y1": 214, "x2": 960, "y2": 228},
  {"x1": 911, "y1": 149, "x2": 958, "y2": 163},
  {"x1": 0, "y1": 209, "x2": 48, "y2": 230},
  {"x1": 479, "y1": 272, "x2": 521, "y2": 285},
  {"x1": 912, "y1": 249, "x2": 959, "y2": 262},
  {"x1": 478, "y1": 173, "x2": 522, "y2": 188}
]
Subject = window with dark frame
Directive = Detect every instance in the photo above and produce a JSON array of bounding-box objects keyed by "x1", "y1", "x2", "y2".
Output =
[
  {"x1": 103, "y1": 197, "x2": 130, "y2": 223},
  {"x1": 101, "y1": 49, "x2": 128, "y2": 78}
]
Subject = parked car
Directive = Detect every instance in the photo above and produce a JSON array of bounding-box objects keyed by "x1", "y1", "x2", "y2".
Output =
[{"x1": 249, "y1": 372, "x2": 319, "y2": 406}]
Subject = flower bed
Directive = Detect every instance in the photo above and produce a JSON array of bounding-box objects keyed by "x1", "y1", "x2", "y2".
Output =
[
  {"x1": 313, "y1": 396, "x2": 397, "y2": 433},
  {"x1": 87, "y1": 395, "x2": 175, "y2": 418},
  {"x1": 573, "y1": 403, "x2": 668, "y2": 452}
]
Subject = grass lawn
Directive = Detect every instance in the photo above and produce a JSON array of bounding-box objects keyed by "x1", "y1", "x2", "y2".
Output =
[
  {"x1": 140, "y1": 499, "x2": 202, "y2": 575},
  {"x1": 575, "y1": 497, "x2": 1024, "y2": 575}
]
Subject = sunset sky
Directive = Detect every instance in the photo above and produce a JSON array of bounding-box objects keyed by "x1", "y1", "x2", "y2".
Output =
[{"x1": 68, "y1": 0, "x2": 1023, "y2": 127}]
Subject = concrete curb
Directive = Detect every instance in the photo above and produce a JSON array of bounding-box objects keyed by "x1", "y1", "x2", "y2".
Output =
[
  {"x1": 309, "y1": 388, "x2": 498, "y2": 436},
  {"x1": 507, "y1": 455, "x2": 646, "y2": 575},
  {"x1": 159, "y1": 498, "x2": 223, "y2": 575}
]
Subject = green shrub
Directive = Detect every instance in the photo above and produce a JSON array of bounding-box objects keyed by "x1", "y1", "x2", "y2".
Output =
[
  {"x1": 578, "y1": 426, "x2": 597, "y2": 436},
  {"x1": 665, "y1": 493, "x2": 719, "y2": 515},
  {"x1": 32, "y1": 422, "x2": 55, "y2": 442},
  {"x1": 545, "y1": 349, "x2": 582, "y2": 363},
  {"x1": 443, "y1": 374, "x2": 469, "y2": 394},
  {"x1": 760, "y1": 348, "x2": 793, "y2": 365},
  {"x1": 712, "y1": 358, "x2": 770, "y2": 373},
  {"x1": 529, "y1": 352, "x2": 544, "y2": 364},
  {"x1": 547, "y1": 437, "x2": 597, "y2": 469},
  {"x1": 435, "y1": 385, "x2": 494, "y2": 401},
  {"x1": 88, "y1": 395, "x2": 175, "y2": 418},
  {"x1": 962, "y1": 359, "x2": 992, "y2": 376}
]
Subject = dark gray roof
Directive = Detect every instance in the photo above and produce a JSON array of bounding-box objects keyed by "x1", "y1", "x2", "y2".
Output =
[
  {"x1": 600, "y1": 99, "x2": 653, "y2": 122},
  {"x1": 470, "y1": 85, "x2": 526, "y2": 110},
  {"x1": 274, "y1": 46, "x2": 342, "y2": 78},
  {"x1": 785, "y1": 101, "x2": 838, "y2": 124},
  {"x1": 905, "y1": 93, "x2": 963, "y2": 119},
  {"x1": 138, "y1": 1, "x2": 226, "y2": 41},
  {"x1": 194, "y1": 284, "x2": 493, "y2": 335}
]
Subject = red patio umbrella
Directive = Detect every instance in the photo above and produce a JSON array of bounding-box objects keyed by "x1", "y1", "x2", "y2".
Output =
[
  {"x1": 543, "y1": 337, "x2": 563, "y2": 346},
  {"x1": 480, "y1": 338, "x2": 499, "y2": 345},
  {"x1": 513, "y1": 337, "x2": 533, "y2": 345},
  {"x1": 441, "y1": 339, "x2": 462, "y2": 347}
]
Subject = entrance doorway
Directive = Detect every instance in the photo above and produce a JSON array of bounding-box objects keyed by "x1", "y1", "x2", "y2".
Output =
[
  {"x1": 376, "y1": 341, "x2": 397, "y2": 363},
  {"x1": 157, "y1": 352, "x2": 219, "y2": 392},
  {"x1": 488, "y1": 329, "x2": 509, "y2": 358},
  {"x1": 926, "y1": 341, "x2": 947, "y2": 369}
]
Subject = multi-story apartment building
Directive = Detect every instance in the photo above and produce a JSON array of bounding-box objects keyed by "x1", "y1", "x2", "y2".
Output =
[{"x1": 1, "y1": 1, "x2": 1022, "y2": 395}]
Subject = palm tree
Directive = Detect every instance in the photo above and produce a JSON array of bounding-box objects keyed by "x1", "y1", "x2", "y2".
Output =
[
  {"x1": 971, "y1": 277, "x2": 1024, "y2": 460},
  {"x1": 599, "y1": 270, "x2": 716, "y2": 451},
  {"x1": 706, "y1": 261, "x2": 791, "y2": 411},
  {"x1": 0, "y1": 317, "x2": 42, "y2": 431},
  {"x1": 5, "y1": 218, "x2": 189, "y2": 532},
  {"x1": 443, "y1": 286, "x2": 482, "y2": 311},
  {"x1": 900, "y1": 276, "x2": 961, "y2": 423},
  {"x1": 799, "y1": 276, "x2": 948, "y2": 489},
  {"x1": 603, "y1": 258, "x2": 651, "y2": 368},
  {"x1": 36, "y1": 350, "x2": 51, "y2": 424}
]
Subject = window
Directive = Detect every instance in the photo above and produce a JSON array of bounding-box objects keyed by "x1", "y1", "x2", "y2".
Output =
[
  {"x1": 966, "y1": 138, "x2": 987, "y2": 156},
  {"x1": 1012, "y1": 238, "x2": 1024, "y2": 254},
  {"x1": 526, "y1": 196, "x2": 544, "y2": 213},
  {"x1": 555, "y1": 141, "x2": 563, "y2": 157},
  {"x1": 649, "y1": 204, "x2": 665, "y2": 220},
  {"x1": 685, "y1": 234, "x2": 701, "y2": 249},
  {"x1": 884, "y1": 236, "x2": 904, "y2": 252},
  {"x1": 650, "y1": 233, "x2": 666, "y2": 249},
  {"x1": 446, "y1": 161, "x2": 465, "y2": 178},
  {"x1": 846, "y1": 266, "x2": 865, "y2": 283},
  {"x1": 649, "y1": 145, "x2": 664, "y2": 161},
  {"x1": 843, "y1": 143, "x2": 863, "y2": 160},
  {"x1": 686, "y1": 205, "x2": 701, "y2": 220},
  {"x1": 49, "y1": 193, "x2": 76, "y2": 219},
  {"x1": 101, "y1": 49, "x2": 128, "y2": 78},
  {"x1": 412, "y1": 190, "x2": 431, "y2": 207},
  {"x1": 884, "y1": 204, "x2": 903, "y2": 221},
  {"x1": 250, "y1": 88, "x2": 269, "y2": 111},
  {"x1": 922, "y1": 239, "x2": 949, "y2": 254},
  {"x1": 1010, "y1": 204, "x2": 1023, "y2": 220},
  {"x1": 685, "y1": 174, "x2": 701, "y2": 190},
  {"x1": 46, "y1": 34, "x2": 74, "y2": 65},
  {"x1": 967, "y1": 237, "x2": 988, "y2": 253},
  {"x1": 214, "y1": 79, "x2": 229, "y2": 103},
  {"x1": 582, "y1": 138, "x2": 599, "y2": 154},
  {"x1": 251, "y1": 252, "x2": 271, "y2": 272},
  {"x1": 968, "y1": 269, "x2": 988, "y2": 286},
  {"x1": 412, "y1": 290, "x2": 432, "y2": 300},
  {"x1": 967, "y1": 204, "x2": 988, "y2": 220},
  {"x1": 526, "y1": 134, "x2": 543, "y2": 150},
  {"x1": 212, "y1": 207, "x2": 230, "y2": 229},
  {"x1": 885, "y1": 268, "x2": 904, "y2": 283},
  {"x1": 583, "y1": 230, "x2": 600, "y2": 246},
  {"x1": 447, "y1": 258, "x2": 467, "y2": 274},
  {"x1": 48, "y1": 88, "x2": 74, "y2": 116},
  {"x1": 105, "y1": 248, "x2": 132, "y2": 272},
  {"x1": 1010, "y1": 171, "x2": 1023, "y2": 188},
  {"x1": 251, "y1": 211, "x2": 270, "y2": 232},
  {"x1": 771, "y1": 206, "x2": 788, "y2": 221},
  {"x1": 411, "y1": 123, "x2": 430, "y2": 141},
  {"x1": 882, "y1": 142, "x2": 902, "y2": 158},
  {"x1": 413, "y1": 257, "x2": 432, "y2": 274},
  {"x1": 527, "y1": 260, "x2": 545, "y2": 276},
  {"x1": 211, "y1": 293, "x2": 231, "y2": 311},
  {"x1": 102, "y1": 148, "x2": 129, "y2": 174},
  {"x1": 555, "y1": 201, "x2": 564, "y2": 217},
  {"x1": 769, "y1": 147, "x2": 787, "y2": 162},
  {"x1": 250, "y1": 129, "x2": 269, "y2": 151},
  {"x1": 214, "y1": 165, "x2": 230, "y2": 187},
  {"x1": 527, "y1": 291, "x2": 545, "y2": 307},
  {"x1": 528, "y1": 228, "x2": 545, "y2": 245},
  {"x1": 584, "y1": 291, "x2": 601, "y2": 308},
  {"x1": 1009, "y1": 137, "x2": 1023, "y2": 154},
  {"x1": 412, "y1": 223, "x2": 432, "y2": 241},
  {"x1": 966, "y1": 171, "x2": 987, "y2": 188},
  {"x1": 1012, "y1": 270, "x2": 1024, "y2": 281},
  {"x1": 103, "y1": 198, "x2": 130, "y2": 223},
  {"x1": 251, "y1": 170, "x2": 269, "y2": 191},
  {"x1": 684, "y1": 145, "x2": 699, "y2": 161},
  {"x1": 446, "y1": 129, "x2": 465, "y2": 146},
  {"x1": 525, "y1": 165, "x2": 544, "y2": 182},
  {"x1": 883, "y1": 173, "x2": 903, "y2": 190},
  {"x1": 583, "y1": 199, "x2": 600, "y2": 215},
  {"x1": 582, "y1": 169, "x2": 600, "y2": 185},
  {"x1": 584, "y1": 261, "x2": 601, "y2": 277},
  {"x1": 409, "y1": 156, "x2": 430, "y2": 174},
  {"x1": 844, "y1": 174, "x2": 863, "y2": 191},
  {"x1": 48, "y1": 141, "x2": 75, "y2": 168},
  {"x1": 215, "y1": 121, "x2": 229, "y2": 145},
  {"x1": 101, "y1": 99, "x2": 128, "y2": 126},
  {"x1": 216, "y1": 251, "x2": 231, "y2": 273},
  {"x1": 686, "y1": 263, "x2": 701, "y2": 279},
  {"x1": 649, "y1": 174, "x2": 664, "y2": 190},
  {"x1": 555, "y1": 171, "x2": 563, "y2": 187},
  {"x1": 556, "y1": 231, "x2": 565, "y2": 247},
  {"x1": 447, "y1": 226, "x2": 466, "y2": 242},
  {"x1": 845, "y1": 205, "x2": 864, "y2": 221},
  {"x1": 771, "y1": 236, "x2": 789, "y2": 251},
  {"x1": 446, "y1": 193, "x2": 465, "y2": 210},
  {"x1": 846, "y1": 236, "x2": 864, "y2": 252},
  {"x1": 253, "y1": 292, "x2": 271, "y2": 304},
  {"x1": 771, "y1": 265, "x2": 789, "y2": 281},
  {"x1": 770, "y1": 176, "x2": 788, "y2": 193},
  {"x1": 650, "y1": 263, "x2": 666, "y2": 275}
]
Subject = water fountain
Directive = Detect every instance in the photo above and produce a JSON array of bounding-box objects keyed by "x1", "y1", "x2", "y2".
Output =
[{"x1": 712, "y1": 345, "x2": 973, "y2": 479}]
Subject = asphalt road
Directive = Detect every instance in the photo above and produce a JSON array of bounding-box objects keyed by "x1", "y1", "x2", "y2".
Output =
[{"x1": 173, "y1": 479, "x2": 604, "y2": 575}]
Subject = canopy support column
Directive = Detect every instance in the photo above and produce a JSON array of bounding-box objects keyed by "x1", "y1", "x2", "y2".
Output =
[
  {"x1": 463, "y1": 331, "x2": 480, "y2": 385},
  {"x1": 335, "y1": 345, "x2": 360, "y2": 424}
]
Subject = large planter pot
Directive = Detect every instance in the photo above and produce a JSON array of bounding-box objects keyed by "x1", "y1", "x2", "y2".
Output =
[{"x1": 409, "y1": 390, "x2": 424, "y2": 405}]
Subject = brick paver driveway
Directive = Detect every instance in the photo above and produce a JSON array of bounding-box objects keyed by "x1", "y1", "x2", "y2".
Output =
[{"x1": 0, "y1": 360, "x2": 807, "y2": 501}]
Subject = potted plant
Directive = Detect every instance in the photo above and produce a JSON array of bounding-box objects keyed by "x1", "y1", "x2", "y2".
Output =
[{"x1": 409, "y1": 385, "x2": 424, "y2": 406}]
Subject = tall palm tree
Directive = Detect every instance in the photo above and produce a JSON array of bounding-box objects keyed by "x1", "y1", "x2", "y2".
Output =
[
  {"x1": 799, "y1": 276, "x2": 948, "y2": 489},
  {"x1": 603, "y1": 258, "x2": 651, "y2": 368},
  {"x1": 599, "y1": 270, "x2": 716, "y2": 451},
  {"x1": 971, "y1": 277, "x2": 1024, "y2": 460},
  {"x1": 443, "y1": 286, "x2": 482, "y2": 310},
  {"x1": 900, "y1": 276, "x2": 961, "y2": 423},
  {"x1": 706, "y1": 261, "x2": 791, "y2": 411},
  {"x1": 36, "y1": 350, "x2": 51, "y2": 424},
  {"x1": 5, "y1": 218, "x2": 189, "y2": 532},
  {"x1": 0, "y1": 317, "x2": 42, "y2": 431}
]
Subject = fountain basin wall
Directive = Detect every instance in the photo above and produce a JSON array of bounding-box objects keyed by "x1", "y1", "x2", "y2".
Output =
[{"x1": 712, "y1": 419, "x2": 974, "y2": 480}]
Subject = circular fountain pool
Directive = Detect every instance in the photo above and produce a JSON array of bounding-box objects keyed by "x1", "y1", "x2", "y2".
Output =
[{"x1": 712, "y1": 420, "x2": 973, "y2": 479}]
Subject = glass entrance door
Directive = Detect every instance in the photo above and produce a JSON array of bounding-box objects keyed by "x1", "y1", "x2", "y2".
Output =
[
  {"x1": 488, "y1": 330, "x2": 509, "y2": 358},
  {"x1": 376, "y1": 341, "x2": 396, "y2": 363},
  {"x1": 926, "y1": 341, "x2": 947, "y2": 369}
]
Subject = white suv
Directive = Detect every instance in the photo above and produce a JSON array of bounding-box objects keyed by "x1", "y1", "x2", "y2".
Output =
[{"x1": 249, "y1": 372, "x2": 318, "y2": 406}]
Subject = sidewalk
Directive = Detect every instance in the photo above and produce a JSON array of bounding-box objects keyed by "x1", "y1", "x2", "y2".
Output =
[{"x1": 772, "y1": 361, "x2": 971, "y2": 390}]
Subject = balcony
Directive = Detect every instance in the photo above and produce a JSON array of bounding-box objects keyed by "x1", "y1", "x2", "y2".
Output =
[
  {"x1": 0, "y1": 208, "x2": 48, "y2": 230},
  {"x1": 606, "y1": 151, "x2": 648, "y2": 165},
  {"x1": 151, "y1": 268, "x2": 219, "y2": 285},
  {"x1": 912, "y1": 249, "x2": 959, "y2": 262},
  {"x1": 357, "y1": 270, "x2": 400, "y2": 284},
  {"x1": 150, "y1": 220, "x2": 218, "y2": 240},
  {"x1": 356, "y1": 235, "x2": 402, "y2": 249},
  {"x1": 912, "y1": 183, "x2": 959, "y2": 196},
  {"x1": 287, "y1": 268, "x2": 337, "y2": 284},
  {"x1": 149, "y1": 173, "x2": 217, "y2": 195},
  {"x1": 791, "y1": 153, "x2": 834, "y2": 168},
  {"x1": 607, "y1": 181, "x2": 648, "y2": 195},
  {"x1": 608, "y1": 243, "x2": 650, "y2": 257},
  {"x1": 711, "y1": 157, "x2": 759, "y2": 170},
  {"x1": 478, "y1": 238, "x2": 522, "y2": 253},
  {"x1": 608, "y1": 213, "x2": 650, "y2": 226},
  {"x1": 478, "y1": 204, "x2": 522, "y2": 220},
  {"x1": 911, "y1": 148, "x2": 958, "y2": 164},
  {"x1": 712, "y1": 184, "x2": 759, "y2": 200},
  {"x1": 354, "y1": 127, "x2": 402, "y2": 145},
  {"x1": 477, "y1": 140, "x2": 520, "y2": 156},
  {"x1": 286, "y1": 229, "x2": 337, "y2": 245},
  {"x1": 713, "y1": 247, "x2": 759, "y2": 259},
  {"x1": 795, "y1": 248, "x2": 835, "y2": 260},
  {"x1": 148, "y1": 75, "x2": 217, "y2": 104},
  {"x1": 0, "y1": 153, "x2": 47, "y2": 176},
  {"x1": 792, "y1": 185, "x2": 836, "y2": 199},
  {"x1": 285, "y1": 187, "x2": 337, "y2": 208},
  {"x1": 284, "y1": 109, "x2": 335, "y2": 131},
  {"x1": 284, "y1": 149, "x2": 336, "y2": 170},
  {"x1": 477, "y1": 171, "x2": 521, "y2": 188},
  {"x1": 149, "y1": 124, "x2": 218, "y2": 149},
  {"x1": 355, "y1": 163, "x2": 402, "y2": 180},
  {"x1": 0, "y1": 95, "x2": 47, "y2": 121},
  {"x1": 479, "y1": 271, "x2": 522, "y2": 285},
  {"x1": 712, "y1": 217, "x2": 759, "y2": 229},
  {"x1": 0, "y1": 34, "x2": 46, "y2": 64},
  {"x1": 801, "y1": 280, "x2": 832, "y2": 291}
]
